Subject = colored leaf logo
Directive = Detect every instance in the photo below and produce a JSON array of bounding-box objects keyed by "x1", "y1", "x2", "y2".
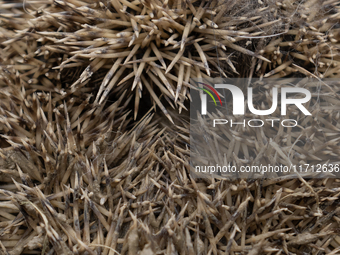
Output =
[{"x1": 197, "y1": 82, "x2": 223, "y2": 106}]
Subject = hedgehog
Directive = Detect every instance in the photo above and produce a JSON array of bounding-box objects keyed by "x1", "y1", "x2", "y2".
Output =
[{"x1": 0, "y1": 0, "x2": 340, "y2": 254}]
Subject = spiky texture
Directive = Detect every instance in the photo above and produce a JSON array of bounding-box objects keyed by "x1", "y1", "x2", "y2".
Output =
[
  {"x1": 2, "y1": 0, "x2": 340, "y2": 122},
  {"x1": 1, "y1": 0, "x2": 340, "y2": 254}
]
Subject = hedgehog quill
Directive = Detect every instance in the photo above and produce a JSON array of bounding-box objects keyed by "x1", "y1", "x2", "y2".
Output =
[{"x1": 1, "y1": 0, "x2": 340, "y2": 254}]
